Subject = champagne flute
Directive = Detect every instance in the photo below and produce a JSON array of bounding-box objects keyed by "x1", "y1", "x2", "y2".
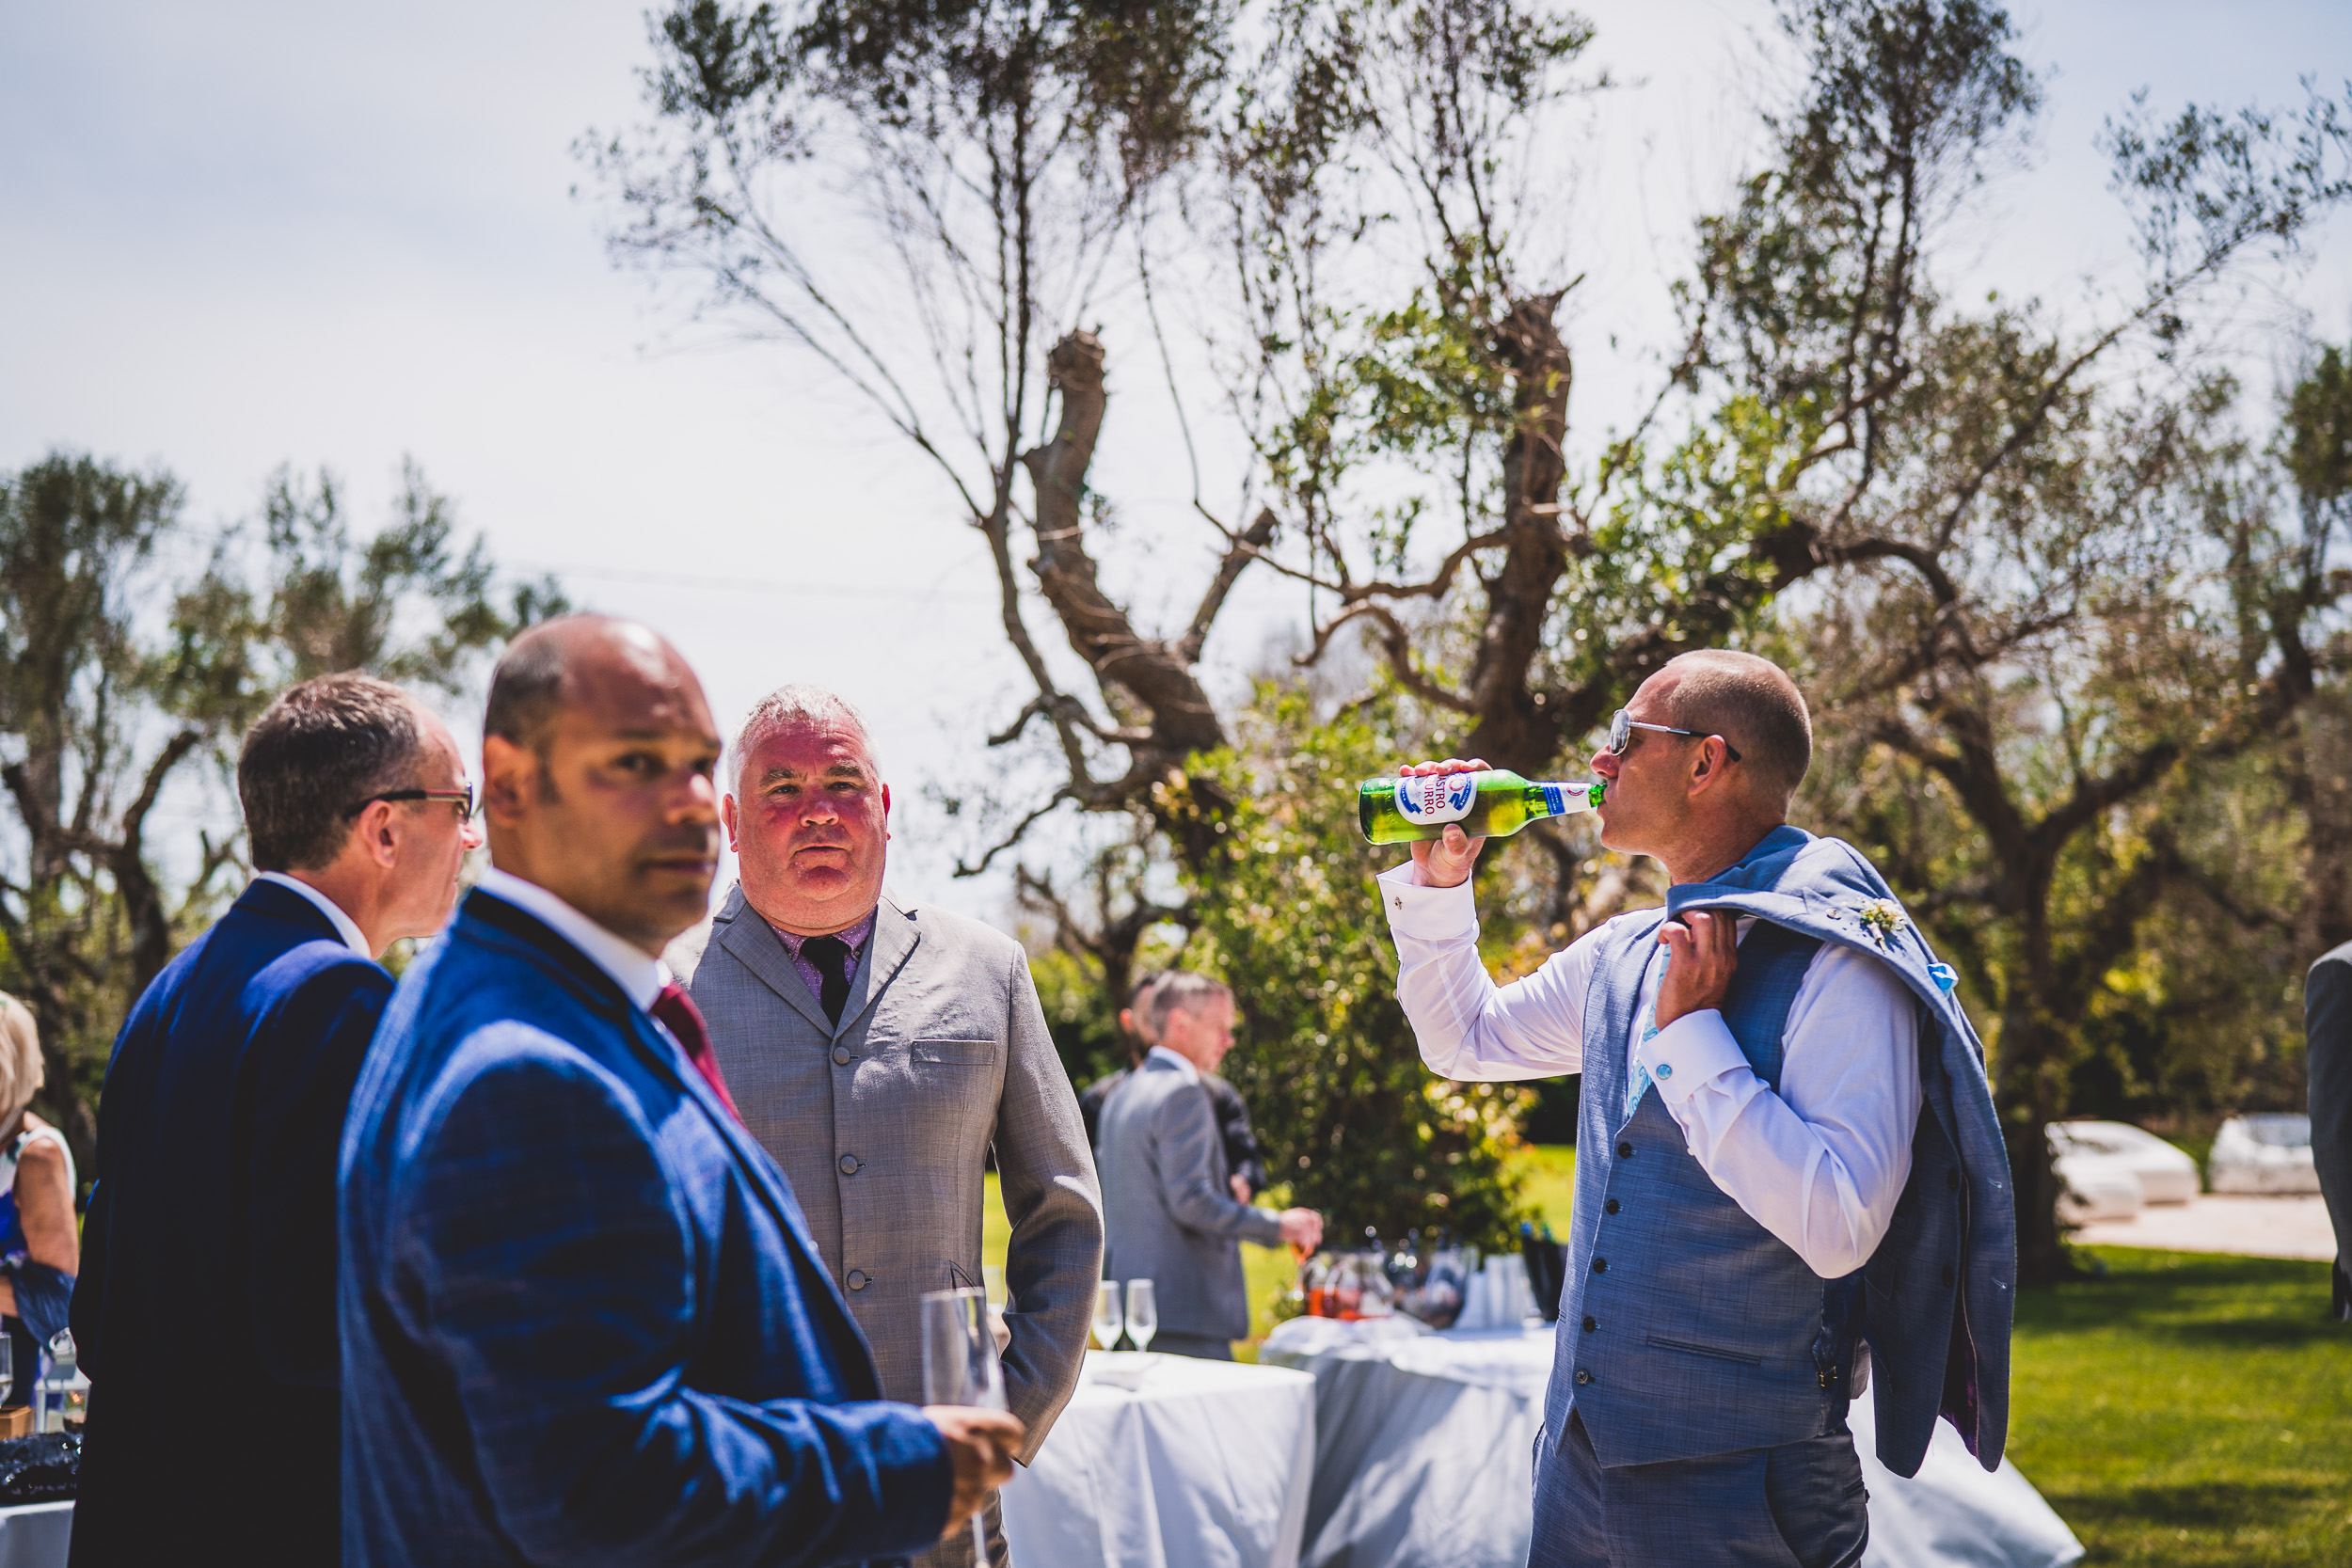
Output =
[
  {"x1": 921, "y1": 1287, "x2": 1006, "y2": 1565},
  {"x1": 1091, "y1": 1277, "x2": 1124, "y2": 1351},
  {"x1": 1124, "y1": 1278, "x2": 1158, "y2": 1354}
]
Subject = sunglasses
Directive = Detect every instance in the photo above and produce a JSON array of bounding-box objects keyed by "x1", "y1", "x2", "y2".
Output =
[
  {"x1": 345, "y1": 785, "x2": 478, "y2": 823},
  {"x1": 1604, "y1": 708, "x2": 1741, "y2": 763}
]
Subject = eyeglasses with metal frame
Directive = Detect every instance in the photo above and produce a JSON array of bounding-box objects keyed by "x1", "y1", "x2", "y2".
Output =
[
  {"x1": 1604, "y1": 708, "x2": 1741, "y2": 763},
  {"x1": 344, "y1": 785, "x2": 478, "y2": 823}
]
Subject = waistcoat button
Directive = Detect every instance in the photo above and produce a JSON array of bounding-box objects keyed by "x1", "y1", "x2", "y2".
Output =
[
  {"x1": 1616, "y1": 1141, "x2": 1633, "y2": 1160},
  {"x1": 834, "y1": 1046, "x2": 852, "y2": 1066},
  {"x1": 1603, "y1": 1198, "x2": 1620, "y2": 1215},
  {"x1": 1581, "y1": 1316, "x2": 1597, "y2": 1333},
  {"x1": 1592, "y1": 1257, "x2": 1608, "y2": 1274},
  {"x1": 839, "y1": 1154, "x2": 861, "y2": 1175},
  {"x1": 846, "y1": 1270, "x2": 868, "y2": 1290},
  {"x1": 1574, "y1": 1369, "x2": 1594, "y2": 1386}
]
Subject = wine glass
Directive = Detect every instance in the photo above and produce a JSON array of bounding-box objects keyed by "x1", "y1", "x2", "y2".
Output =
[
  {"x1": 1091, "y1": 1277, "x2": 1124, "y2": 1351},
  {"x1": 921, "y1": 1287, "x2": 1006, "y2": 1564},
  {"x1": 1124, "y1": 1278, "x2": 1157, "y2": 1354}
]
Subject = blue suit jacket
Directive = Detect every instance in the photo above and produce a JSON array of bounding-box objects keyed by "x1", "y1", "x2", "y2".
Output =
[
  {"x1": 72, "y1": 878, "x2": 390, "y2": 1566},
  {"x1": 338, "y1": 886, "x2": 951, "y2": 1567}
]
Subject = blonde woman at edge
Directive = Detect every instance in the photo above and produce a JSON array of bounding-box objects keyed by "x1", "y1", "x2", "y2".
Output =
[{"x1": 0, "y1": 996, "x2": 77, "y2": 1403}]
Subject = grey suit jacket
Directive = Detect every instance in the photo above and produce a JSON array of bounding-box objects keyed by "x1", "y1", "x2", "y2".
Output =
[
  {"x1": 684, "y1": 885, "x2": 1103, "y2": 1465},
  {"x1": 1097, "y1": 1054, "x2": 1284, "y2": 1343},
  {"x1": 2304, "y1": 942, "x2": 2352, "y2": 1313}
]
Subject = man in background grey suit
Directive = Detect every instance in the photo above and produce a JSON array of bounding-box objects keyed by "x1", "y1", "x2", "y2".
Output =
[
  {"x1": 2303, "y1": 942, "x2": 2352, "y2": 1320},
  {"x1": 1098, "y1": 973, "x2": 1322, "y2": 1358},
  {"x1": 681, "y1": 686, "x2": 1103, "y2": 1567}
]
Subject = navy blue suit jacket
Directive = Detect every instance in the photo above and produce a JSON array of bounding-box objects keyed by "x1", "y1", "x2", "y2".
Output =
[
  {"x1": 72, "y1": 878, "x2": 391, "y2": 1566},
  {"x1": 338, "y1": 887, "x2": 951, "y2": 1567}
]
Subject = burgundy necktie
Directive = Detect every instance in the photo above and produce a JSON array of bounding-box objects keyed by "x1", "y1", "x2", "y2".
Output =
[{"x1": 652, "y1": 981, "x2": 742, "y2": 1122}]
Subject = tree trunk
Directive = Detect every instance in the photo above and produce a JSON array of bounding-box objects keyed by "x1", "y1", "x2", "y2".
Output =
[{"x1": 1462, "y1": 293, "x2": 1578, "y2": 776}]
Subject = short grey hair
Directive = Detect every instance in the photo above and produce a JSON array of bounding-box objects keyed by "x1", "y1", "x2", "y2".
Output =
[
  {"x1": 1145, "y1": 971, "x2": 1232, "y2": 1036},
  {"x1": 733, "y1": 684, "x2": 882, "y2": 784}
]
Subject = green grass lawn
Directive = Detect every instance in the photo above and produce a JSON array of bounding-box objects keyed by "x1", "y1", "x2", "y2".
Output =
[
  {"x1": 992, "y1": 1147, "x2": 2352, "y2": 1562},
  {"x1": 2009, "y1": 1247, "x2": 2351, "y2": 1566}
]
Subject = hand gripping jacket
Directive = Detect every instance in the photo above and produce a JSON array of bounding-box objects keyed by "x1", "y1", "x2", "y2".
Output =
[{"x1": 1549, "y1": 825, "x2": 2014, "y2": 1479}]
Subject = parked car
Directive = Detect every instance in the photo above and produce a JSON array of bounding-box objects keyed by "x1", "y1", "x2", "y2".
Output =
[
  {"x1": 2206, "y1": 1114, "x2": 2322, "y2": 1195},
  {"x1": 2047, "y1": 1121, "x2": 2201, "y2": 1205}
]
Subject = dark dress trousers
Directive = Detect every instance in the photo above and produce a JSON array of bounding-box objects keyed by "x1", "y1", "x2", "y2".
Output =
[
  {"x1": 340, "y1": 887, "x2": 950, "y2": 1567},
  {"x1": 72, "y1": 879, "x2": 391, "y2": 1566},
  {"x1": 2304, "y1": 942, "x2": 2352, "y2": 1319}
]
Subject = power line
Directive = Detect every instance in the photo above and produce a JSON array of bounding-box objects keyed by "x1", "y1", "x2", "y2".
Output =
[{"x1": 513, "y1": 560, "x2": 998, "y2": 605}]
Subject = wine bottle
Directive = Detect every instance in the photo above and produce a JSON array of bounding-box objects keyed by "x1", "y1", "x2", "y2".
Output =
[{"x1": 1358, "y1": 768, "x2": 1602, "y2": 845}]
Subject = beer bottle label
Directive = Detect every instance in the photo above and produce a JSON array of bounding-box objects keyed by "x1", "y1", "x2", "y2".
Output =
[
  {"x1": 1539, "y1": 784, "x2": 1565, "y2": 815},
  {"x1": 1394, "y1": 772, "x2": 1479, "y2": 825}
]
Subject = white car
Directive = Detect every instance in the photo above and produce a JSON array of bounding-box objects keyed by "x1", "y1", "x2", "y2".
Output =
[
  {"x1": 2047, "y1": 1121, "x2": 2201, "y2": 1206},
  {"x1": 2206, "y1": 1114, "x2": 2322, "y2": 1196}
]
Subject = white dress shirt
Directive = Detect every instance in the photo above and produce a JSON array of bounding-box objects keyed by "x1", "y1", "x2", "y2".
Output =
[
  {"x1": 254, "y1": 871, "x2": 370, "y2": 958},
  {"x1": 1379, "y1": 862, "x2": 1923, "y2": 1279},
  {"x1": 475, "y1": 867, "x2": 668, "y2": 1013},
  {"x1": 1147, "y1": 1043, "x2": 1202, "y2": 1086}
]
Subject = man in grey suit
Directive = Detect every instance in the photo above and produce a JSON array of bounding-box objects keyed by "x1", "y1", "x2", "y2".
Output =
[
  {"x1": 682, "y1": 685, "x2": 1103, "y2": 1566},
  {"x1": 1097, "y1": 973, "x2": 1322, "y2": 1358},
  {"x1": 2303, "y1": 942, "x2": 2352, "y2": 1320}
]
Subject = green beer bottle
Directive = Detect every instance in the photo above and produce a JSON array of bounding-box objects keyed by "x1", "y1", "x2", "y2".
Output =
[{"x1": 1358, "y1": 769, "x2": 1603, "y2": 845}]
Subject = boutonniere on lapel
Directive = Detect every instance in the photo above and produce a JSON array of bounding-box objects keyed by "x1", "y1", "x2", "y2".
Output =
[{"x1": 1854, "y1": 897, "x2": 1908, "y2": 950}]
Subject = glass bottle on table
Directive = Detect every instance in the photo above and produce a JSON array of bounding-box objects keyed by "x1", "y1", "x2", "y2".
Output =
[
  {"x1": 1091, "y1": 1278, "x2": 1124, "y2": 1351},
  {"x1": 1124, "y1": 1279, "x2": 1157, "y2": 1354}
]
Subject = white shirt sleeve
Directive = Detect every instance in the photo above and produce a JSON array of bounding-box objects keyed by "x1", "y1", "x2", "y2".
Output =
[
  {"x1": 1378, "y1": 862, "x2": 1613, "y2": 1082},
  {"x1": 1634, "y1": 942, "x2": 1924, "y2": 1278}
]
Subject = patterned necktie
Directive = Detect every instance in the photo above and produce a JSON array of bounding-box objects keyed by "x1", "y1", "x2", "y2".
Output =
[
  {"x1": 651, "y1": 981, "x2": 742, "y2": 1122},
  {"x1": 1625, "y1": 943, "x2": 1670, "y2": 1121},
  {"x1": 803, "y1": 935, "x2": 853, "y2": 1025}
]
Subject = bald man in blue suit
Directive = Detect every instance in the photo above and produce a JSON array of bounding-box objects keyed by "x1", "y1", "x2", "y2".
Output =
[{"x1": 339, "y1": 616, "x2": 1017, "y2": 1567}]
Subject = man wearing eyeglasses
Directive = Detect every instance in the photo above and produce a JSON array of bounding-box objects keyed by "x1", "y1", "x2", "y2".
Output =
[
  {"x1": 1377, "y1": 651, "x2": 2013, "y2": 1568},
  {"x1": 72, "y1": 673, "x2": 482, "y2": 1566}
]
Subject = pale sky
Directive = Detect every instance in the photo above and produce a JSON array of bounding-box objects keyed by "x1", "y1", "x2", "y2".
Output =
[{"x1": 5, "y1": 0, "x2": 2346, "y2": 919}]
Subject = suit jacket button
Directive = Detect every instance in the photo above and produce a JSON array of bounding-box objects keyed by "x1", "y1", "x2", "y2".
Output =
[
  {"x1": 847, "y1": 1269, "x2": 868, "y2": 1290},
  {"x1": 1603, "y1": 1198, "x2": 1620, "y2": 1215},
  {"x1": 1941, "y1": 1264, "x2": 1956, "y2": 1288},
  {"x1": 1574, "y1": 1369, "x2": 1594, "y2": 1386},
  {"x1": 839, "y1": 1154, "x2": 861, "y2": 1175},
  {"x1": 1947, "y1": 1167, "x2": 1961, "y2": 1190},
  {"x1": 1616, "y1": 1141, "x2": 1633, "y2": 1159},
  {"x1": 1582, "y1": 1316, "x2": 1597, "y2": 1333},
  {"x1": 834, "y1": 1046, "x2": 852, "y2": 1065},
  {"x1": 1592, "y1": 1257, "x2": 1608, "y2": 1274}
]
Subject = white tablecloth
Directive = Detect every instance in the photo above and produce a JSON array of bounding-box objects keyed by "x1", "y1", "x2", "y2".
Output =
[
  {"x1": 0, "y1": 1502, "x2": 70, "y2": 1568},
  {"x1": 1002, "y1": 1351, "x2": 1317, "y2": 1568},
  {"x1": 1260, "y1": 1319, "x2": 2082, "y2": 1568}
]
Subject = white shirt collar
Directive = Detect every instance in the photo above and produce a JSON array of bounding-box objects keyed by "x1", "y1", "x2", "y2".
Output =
[
  {"x1": 475, "y1": 867, "x2": 669, "y2": 1012},
  {"x1": 254, "y1": 872, "x2": 371, "y2": 958},
  {"x1": 1147, "y1": 1043, "x2": 1201, "y2": 1086}
]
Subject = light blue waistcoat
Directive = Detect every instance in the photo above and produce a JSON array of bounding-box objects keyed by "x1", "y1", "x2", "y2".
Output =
[{"x1": 1549, "y1": 825, "x2": 2014, "y2": 1480}]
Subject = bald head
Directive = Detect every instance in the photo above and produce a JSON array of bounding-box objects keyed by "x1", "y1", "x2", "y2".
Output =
[
  {"x1": 1658, "y1": 650, "x2": 1812, "y2": 806},
  {"x1": 479, "y1": 615, "x2": 723, "y2": 951}
]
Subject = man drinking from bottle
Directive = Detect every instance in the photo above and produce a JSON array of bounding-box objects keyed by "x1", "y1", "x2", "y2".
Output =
[{"x1": 1374, "y1": 650, "x2": 2012, "y2": 1568}]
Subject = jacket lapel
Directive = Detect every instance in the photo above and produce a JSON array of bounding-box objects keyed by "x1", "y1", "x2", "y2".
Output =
[
  {"x1": 712, "y1": 885, "x2": 834, "y2": 1037},
  {"x1": 835, "y1": 896, "x2": 920, "y2": 1037}
]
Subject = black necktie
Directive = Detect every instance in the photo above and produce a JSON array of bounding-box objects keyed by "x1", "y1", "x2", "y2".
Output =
[{"x1": 803, "y1": 935, "x2": 852, "y2": 1025}]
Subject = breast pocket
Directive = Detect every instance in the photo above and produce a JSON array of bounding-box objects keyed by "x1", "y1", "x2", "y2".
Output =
[{"x1": 912, "y1": 1037, "x2": 1000, "y2": 1067}]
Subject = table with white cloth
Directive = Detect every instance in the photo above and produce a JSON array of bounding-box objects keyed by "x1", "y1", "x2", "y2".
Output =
[
  {"x1": 1001, "y1": 1351, "x2": 1317, "y2": 1568},
  {"x1": 0, "y1": 1502, "x2": 69, "y2": 1568},
  {"x1": 1258, "y1": 1317, "x2": 2083, "y2": 1568}
]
